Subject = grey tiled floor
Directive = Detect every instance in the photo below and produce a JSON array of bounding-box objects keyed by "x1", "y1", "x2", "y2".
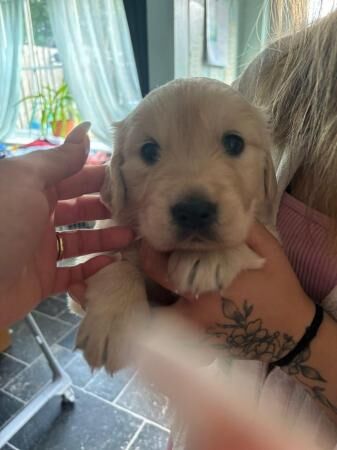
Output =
[{"x1": 0, "y1": 294, "x2": 170, "y2": 450}]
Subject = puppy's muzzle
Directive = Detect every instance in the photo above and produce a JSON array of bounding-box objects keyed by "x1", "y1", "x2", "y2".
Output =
[{"x1": 171, "y1": 195, "x2": 217, "y2": 235}]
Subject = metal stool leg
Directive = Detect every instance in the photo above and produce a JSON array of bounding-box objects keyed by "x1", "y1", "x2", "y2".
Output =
[{"x1": 0, "y1": 313, "x2": 74, "y2": 448}]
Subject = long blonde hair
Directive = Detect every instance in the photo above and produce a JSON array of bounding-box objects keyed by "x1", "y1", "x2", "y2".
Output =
[{"x1": 237, "y1": 1, "x2": 337, "y2": 231}]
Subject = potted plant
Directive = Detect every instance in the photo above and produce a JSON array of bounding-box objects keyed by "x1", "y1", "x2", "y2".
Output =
[
  {"x1": 19, "y1": 81, "x2": 80, "y2": 138},
  {"x1": 50, "y1": 82, "x2": 81, "y2": 137}
]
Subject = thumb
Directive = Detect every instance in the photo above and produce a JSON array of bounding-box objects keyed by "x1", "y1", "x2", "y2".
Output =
[
  {"x1": 246, "y1": 222, "x2": 282, "y2": 259},
  {"x1": 26, "y1": 122, "x2": 91, "y2": 187}
]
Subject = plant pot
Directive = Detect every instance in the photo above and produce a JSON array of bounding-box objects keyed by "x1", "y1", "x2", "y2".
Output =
[{"x1": 52, "y1": 119, "x2": 76, "y2": 137}]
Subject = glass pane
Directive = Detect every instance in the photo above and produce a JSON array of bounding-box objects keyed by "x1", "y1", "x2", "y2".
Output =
[{"x1": 18, "y1": 0, "x2": 79, "y2": 137}]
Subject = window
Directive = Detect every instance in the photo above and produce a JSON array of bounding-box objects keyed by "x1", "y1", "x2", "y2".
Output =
[
  {"x1": 309, "y1": 0, "x2": 337, "y2": 21},
  {"x1": 18, "y1": 0, "x2": 74, "y2": 134},
  {"x1": 174, "y1": 0, "x2": 269, "y2": 85}
]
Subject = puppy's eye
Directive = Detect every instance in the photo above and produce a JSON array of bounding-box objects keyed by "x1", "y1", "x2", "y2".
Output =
[
  {"x1": 222, "y1": 133, "x2": 245, "y2": 157},
  {"x1": 140, "y1": 141, "x2": 160, "y2": 165}
]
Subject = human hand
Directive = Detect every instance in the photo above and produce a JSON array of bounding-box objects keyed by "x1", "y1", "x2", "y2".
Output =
[
  {"x1": 0, "y1": 123, "x2": 133, "y2": 327},
  {"x1": 135, "y1": 316, "x2": 317, "y2": 450},
  {"x1": 140, "y1": 223, "x2": 314, "y2": 363}
]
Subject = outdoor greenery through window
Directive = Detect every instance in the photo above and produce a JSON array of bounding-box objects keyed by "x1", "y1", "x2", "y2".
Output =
[
  {"x1": 18, "y1": 0, "x2": 79, "y2": 137},
  {"x1": 17, "y1": 0, "x2": 336, "y2": 139}
]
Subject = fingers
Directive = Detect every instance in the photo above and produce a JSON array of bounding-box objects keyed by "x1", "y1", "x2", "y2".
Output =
[
  {"x1": 54, "y1": 255, "x2": 117, "y2": 293},
  {"x1": 246, "y1": 222, "x2": 281, "y2": 257},
  {"x1": 140, "y1": 242, "x2": 172, "y2": 290},
  {"x1": 24, "y1": 122, "x2": 91, "y2": 187},
  {"x1": 56, "y1": 165, "x2": 107, "y2": 200},
  {"x1": 54, "y1": 195, "x2": 111, "y2": 226},
  {"x1": 57, "y1": 227, "x2": 134, "y2": 260}
]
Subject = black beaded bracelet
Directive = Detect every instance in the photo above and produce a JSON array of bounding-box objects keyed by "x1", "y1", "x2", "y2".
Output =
[{"x1": 270, "y1": 303, "x2": 324, "y2": 368}]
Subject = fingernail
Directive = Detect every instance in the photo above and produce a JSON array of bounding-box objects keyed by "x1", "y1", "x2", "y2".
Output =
[
  {"x1": 65, "y1": 121, "x2": 91, "y2": 144},
  {"x1": 79, "y1": 121, "x2": 91, "y2": 132}
]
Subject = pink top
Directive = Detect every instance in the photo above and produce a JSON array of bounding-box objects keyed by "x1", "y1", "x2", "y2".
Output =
[{"x1": 277, "y1": 192, "x2": 337, "y2": 302}]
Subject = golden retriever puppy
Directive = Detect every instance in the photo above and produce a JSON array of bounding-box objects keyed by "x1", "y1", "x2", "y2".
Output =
[{"x1": 73, "y1": 77, "x2": 277, "y2": 372}]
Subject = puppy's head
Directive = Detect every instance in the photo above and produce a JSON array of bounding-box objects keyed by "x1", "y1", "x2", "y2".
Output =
[{"x1": 103, "y1": 78, "x2": 276, "y2": 251}]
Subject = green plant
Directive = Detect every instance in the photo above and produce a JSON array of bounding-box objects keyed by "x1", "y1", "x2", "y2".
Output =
[{"x1": 19, "y1": 81, "x2": 80, "y2": 136}]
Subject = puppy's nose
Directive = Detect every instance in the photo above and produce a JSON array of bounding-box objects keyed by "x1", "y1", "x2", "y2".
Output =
[{"x1": 171, "y1": 196, "x2": 217, "y2": 231}]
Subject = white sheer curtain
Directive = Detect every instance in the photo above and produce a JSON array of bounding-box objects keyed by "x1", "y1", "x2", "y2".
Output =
[
  {"x1": 0, "y1": 0, "x2": 24, "y2": 141},
  {"x1": 47, "y1": 0, "x2": 142, "y2": 145}
]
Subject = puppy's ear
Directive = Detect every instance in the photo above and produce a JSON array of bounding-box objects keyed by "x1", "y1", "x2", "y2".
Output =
[
  {"x1": 262, "y1": 152, "x2": 278, "y2": 225},
  {"x1": 100, "y1": 122, "x2": 127, "y2": 216}
]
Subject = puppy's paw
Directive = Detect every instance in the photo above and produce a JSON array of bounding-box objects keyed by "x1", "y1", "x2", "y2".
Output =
[
  {"x1": 76, "y1": 301, "x2": 143, "y2": 373},
  {"x1": 76, "y1": 302, "x2": 125, "y2": 373},
  {"x1": 168, "y1": 251, "x2": 225, "y2": 295},
  {"x1": 168, "y1": 246, "x2": 264, "y2": 296},
  {"x1": 76, "y1": 262, "x2": 150, "y2": 373}
]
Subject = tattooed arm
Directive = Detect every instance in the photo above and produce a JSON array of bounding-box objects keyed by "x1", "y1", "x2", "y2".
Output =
[
  {"x1": 206, "y1": 295, "x2": 337, "y2": 424},
  {"x1": 284, "y1": 312, "x2": 337, "y2": 421},
  {"x1": 141, "y1": 223, "x2": 337, "y2": 425}
]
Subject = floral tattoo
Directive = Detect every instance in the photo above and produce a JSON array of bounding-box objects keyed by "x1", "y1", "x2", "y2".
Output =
[
  {"x1": 206, "y1": 297, "x2": 295, "y2": 361},
  {"x1": 206, "y1": 297, "x2": 337, "y2": 416},
  {"x1": 284, "y1": 347, "x2": 337, "y2": 415}
]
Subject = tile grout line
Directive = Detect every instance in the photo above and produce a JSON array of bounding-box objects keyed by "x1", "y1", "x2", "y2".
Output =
[
  {"x1": 1, "y1": 356, "x2": 41, "y2": 392},
  {"x1": 7, "y1": 355, "x2": 36, "y2": 370},
  {"x1": 1, "y1": 352, "x2": 29, "y2": 367},
  {"x1": 2, "y1": 320, "x2": 74, "y2": 371},
  {"x1": 0, "y1": 388, "x2": 26, "y2": 405},
  {"x1": 111, "y1": 371, "x2": 138, "y2": 405},
  {"x1": 111, "y1": 372, "x2": 171, "y2": 432},
  {"x1": 124, "y1": 420, "x2": 146, "y2": 450},
  {"x1": 32, "y1": 309, "x2": 74, "y2": 327},
  {"x1": 141, "y1": 418, "x2": 170, "y2": 433},
  {"x1": 6, "y1": 442, "x2": 20, "y2": 450},
  {"x1": 81, "y1": 369, "x2": 103, "y2": 390},
  {"x1": 5, "y1": 310, "x2": 79, "y2": 366},
  {"x1": 63, "y1": 352, "x2": 82, "y2": 370},
  {"x1": 35, "y1": 294, "x2": 80, "y2": 324},
  {"x1": 3, "y1": 317, "x2": 171, "y2": 438},
  {"x1": 52, "y1": 325, "x2": 79, "y2": 351},
  {"x1": 39, "y1": 297, "x2": 68, "y2": 317},
  {"x1": 76, "y1": 386, "x2": 169, "y2": 431},
  {"x1": 54, "y1": 301, "x2": 72, "y2": 320},
  {"x1": 113, "y1": 403, "x2": 170, "y2": 432},
  {"x1": 2, "y1": 307, "x2": 171, "y2": 448},
  {"x1": 2, "y1": 342, "x2": 77, "y2": 393},
  {"x1": 143, "y1": 415, "x2": 170, "y2": 432}
]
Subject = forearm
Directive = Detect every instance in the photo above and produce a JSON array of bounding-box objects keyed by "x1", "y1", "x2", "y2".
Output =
[
  {"x1": 283, "y1": 311, "x2": 337, "y2": 425},
  {"x1": 177, "y1": 293, "x2": 337, "y2": 424},
  {"x1": 161, "y1": 265, "x2": 337, "y2": 425},
  {"x1": 204, "y1": 294, "x2": 337, "y2": 425}
]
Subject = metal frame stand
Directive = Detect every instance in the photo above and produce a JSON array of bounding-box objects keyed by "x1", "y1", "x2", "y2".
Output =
[{"x1": 0, "y1": 313, "x2": 75, "y2": 448}]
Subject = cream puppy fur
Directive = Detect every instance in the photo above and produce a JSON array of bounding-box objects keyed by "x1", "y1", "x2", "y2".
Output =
[{"x1": 73, "y1": 78, "x2": 277, "y2": 372}]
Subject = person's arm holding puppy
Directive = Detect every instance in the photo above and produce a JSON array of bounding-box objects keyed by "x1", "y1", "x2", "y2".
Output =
[{"x1": 140, "y1": 224, "x2": 337, "y2": 426}]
